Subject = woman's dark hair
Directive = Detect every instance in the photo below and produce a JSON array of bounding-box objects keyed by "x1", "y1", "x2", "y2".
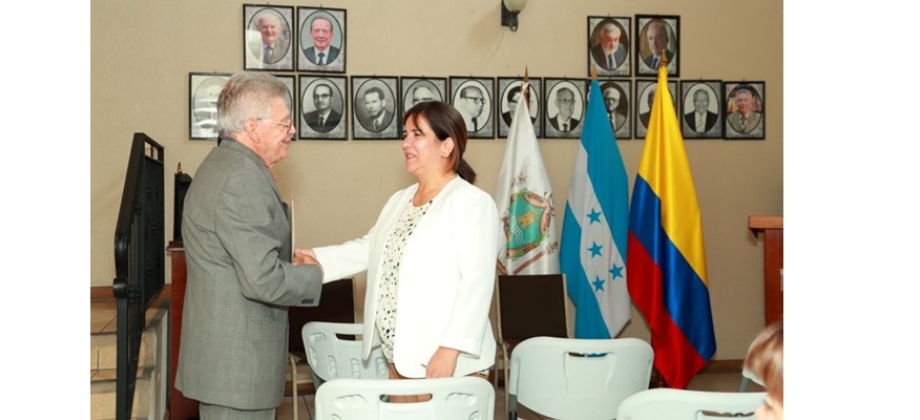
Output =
[{"x1": 403, "y1": 101, "x2": 477, "y2": 184}]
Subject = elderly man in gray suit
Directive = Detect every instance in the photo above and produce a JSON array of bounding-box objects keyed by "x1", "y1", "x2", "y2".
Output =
[{"x1": 176, "y1": 72, "x2": 324, "y2": 420}]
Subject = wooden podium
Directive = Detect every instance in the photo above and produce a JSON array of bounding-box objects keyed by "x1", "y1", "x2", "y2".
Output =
[{"x1": 748, "y1": 216, "x2": 783, "y2": 326}]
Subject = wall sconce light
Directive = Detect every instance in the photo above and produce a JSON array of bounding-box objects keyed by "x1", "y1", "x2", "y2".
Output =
[{"x1": 501, "y1": 0, "x2": 527, "y2": 32}]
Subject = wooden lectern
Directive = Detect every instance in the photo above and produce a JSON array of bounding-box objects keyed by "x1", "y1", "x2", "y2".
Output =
[{"x1": 748, "y1": 216, "x2": 783, "y2": 326}]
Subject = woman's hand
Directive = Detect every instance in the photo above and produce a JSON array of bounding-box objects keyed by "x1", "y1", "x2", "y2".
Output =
[{"x1": 425, "y1": 347, "x2": 460, "y2": 378}]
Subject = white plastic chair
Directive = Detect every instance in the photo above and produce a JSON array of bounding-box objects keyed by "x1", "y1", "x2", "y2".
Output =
[
  {"x1": 507, "y1": 336, "x2": 653, "y2": 420},
  {"x1": 616, "y1": 388, "x2": 766, "y2": 420},
  {"x1": 314, "y1": 377, "x2": 495, "y2": 420},
  {"x1": 301, "y1": 321, "x2": 390, "y2": 387}
]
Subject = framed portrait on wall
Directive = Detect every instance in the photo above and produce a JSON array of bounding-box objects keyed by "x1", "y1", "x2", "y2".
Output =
[
  {"x1": 243, "y1": 5, "x2": 294, "y2": 71},
  {"x1": 723, "y1": 81, "x2": 765, "y2": 140},
  {"x1": 299, "y1": 75, "x2": 347, "y2": 140},
  {"x1": 399, "y1": 77, "x2": 447, "y2": 116},
  {"x1": 297, "y1": 7, "x2": 346, "y2": 73},
  {"x1": 497, "y1": 77, "x2": 542, "y2": 138},
  {"x1": 635, "y1": 78, "x2": 678, "y2": 139},
  {"x1": 635, "y1": 15, "x2": 680, "y2": 77},
  {"x1": 544, "y1": 78, "x2": 587, "y2": 139},
  {"x1": 449, "y1": 76, "x2": 496, "y2": 139},
  {"x1": 274, "y1": 74, "x2": 297, "y2": 133},
  {"x1": 587, "y1": 16, "x2": 631, "y2": 77},
  {"x1": 680, "y1": 80, "x2": 723, "y2": 139},
  {"x1": 351, "y1": 76, "x2": 400, "y2": 140},
  {"x1": 189, "y1": 72, "x2": 232, "y2": 140},
  {"x1": 598, "y1": 79, "x2": 632, "y2": 140}
]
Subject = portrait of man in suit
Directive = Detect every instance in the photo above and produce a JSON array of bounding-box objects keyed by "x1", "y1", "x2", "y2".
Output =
[
  {"x1": 457, "y1": 85, "x2": 487, "y2": 132},
  {"x1": 684, "y1": 89, "x2": 719, "y2": 133},
  {"x1": 548, "y1": 87, "x2": 580, "y2": 132},
  {"x1": 244, "y1": 7, "x2": 292, "y2": 70},
  {"x1": 500, "y1": 84, "x2": 538, "y2": 126},
  {"x1": 303, "y1": 15, "x2": 340, "y2": 66},
  {"x1": 590, "y1": 19, "x2": 628, "y2": 72},
  {"x1": 358, "y1": 86, "x2": 395, "y2": 133},
  {"x1": 726, "y1": 86, "x2": 763, "y2": 135},
  {"x1": 637, "y1": 16, "x2": 679, "y2": 76},
  {"x1": 303, "y1": 82, "x2": 342, "y2": 133},
  {"x1": 601, "y1": 82, "x2": 629, "y2": 135}
]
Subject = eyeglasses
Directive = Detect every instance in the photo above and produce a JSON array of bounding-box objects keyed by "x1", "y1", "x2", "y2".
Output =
[
  {"x1": 463, "y1": 97, "x2": 485, "y2": 104},
  {"x1": 258, "y1": 118, "x2": 294, "y2": 130}
]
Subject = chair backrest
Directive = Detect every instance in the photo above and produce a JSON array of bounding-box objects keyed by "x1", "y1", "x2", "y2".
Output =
[
  {"x1": 314, "y1": 377, "x2": 495, "y2": 420},
  {"x1": 301, "y1": 321, "x2": 389, "y2": 383},
  {"x1": 508, "y1": 336, "x2": 653, "y2": 420},
  {"x1": 496, "y1": 274, "x2": 569, "y2": 343},
  {"x1": 616, "y1": 388, "x2": 766, "y2": 420},
  {"x1": 289, "y1": 279, "x2": 355, "y2": 354}
]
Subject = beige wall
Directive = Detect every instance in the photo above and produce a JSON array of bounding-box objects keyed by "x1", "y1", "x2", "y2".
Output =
[{"x1": 91, "y1": 0, "x2": 782, "y2": 360}]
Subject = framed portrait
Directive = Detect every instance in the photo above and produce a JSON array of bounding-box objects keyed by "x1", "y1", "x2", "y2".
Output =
[
  {"x1": 497, "y1": 77, "x2": 543, "y2": 138},
  {"x1": 299, "y1": 75, "x2": 347, "y2": 140},
  {"x1": 635, "y1": 78, "x2": 679, "y2": 140},
  {"x1": 544, "y1": 78, "x2": 587, "y2": 139},
  {"x1": 597, "y1": 79, "x2": 632, "y2": 140},
  {"x1": 243, "y1": 5, "x2": 294, "y2": 71},
  {"x1": 449, "y1": 77, "x2": 496, "y2": 139},
  {"x1": 723, "y1": 81, "x2": 765, "y2": 140},
  {"x1": 297, "y1": 7, "x2": 346, "y2": 73},
  {"x1": 189, "y1": 72, "x2": 232, "y2": 140},
  {"x1": 351, "y1": 76, "x2": 400, "y2": 140},
  {"x1": 399, "y1": 77, "x2": 447, "y2": 116},
  {"x1": 587, "y1": 16, "x2": 631, "y2": 77},
  {"x1": 635, "y1": 15, "x2": 680, "y2": 77},
  {"x1": 680, "y1": 80, "x2": 723, "y2": 139},
  {"x1": 274, "y1": 74, "x2": 297, "y2": 134}
]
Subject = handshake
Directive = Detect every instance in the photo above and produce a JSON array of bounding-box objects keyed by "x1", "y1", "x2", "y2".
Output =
[{"x1": 293, "y1": 248, "x2": 320, "y2": 267}]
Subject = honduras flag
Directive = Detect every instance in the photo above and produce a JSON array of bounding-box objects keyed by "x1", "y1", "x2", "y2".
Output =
[{"x1": 560, "y1": 79, "x2": 631, "y2": 338}]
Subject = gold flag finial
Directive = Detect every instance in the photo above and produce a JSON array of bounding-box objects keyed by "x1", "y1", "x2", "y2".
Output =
[
  {"x1": 590, "y1": 65, "x2": 598, "y2": 80},
  {"x1": 659, "y1": 50, "x2": 670, "y2": 69},
  {"x1": 523, "y1": 66, "x2": 531, "y2": 108}
]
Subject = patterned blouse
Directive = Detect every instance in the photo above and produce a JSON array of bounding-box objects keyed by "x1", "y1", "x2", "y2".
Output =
[{"x1": 375, "y1": 198, "x2": 432, "y2": 361}]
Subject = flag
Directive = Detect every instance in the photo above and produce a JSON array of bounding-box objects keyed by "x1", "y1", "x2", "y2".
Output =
[
  {"x1": 560, "y1": 79, "x2": 631, "y2": 339},
  {"x1": 627, "y1": 64, "x2": 717, "y2": 389},
  {"x1": 495, "y1": 81, "x2": 560, "y2": 275}
]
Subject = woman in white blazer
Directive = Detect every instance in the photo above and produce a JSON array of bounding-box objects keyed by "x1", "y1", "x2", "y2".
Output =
[{"x1": 302, "y1": 101, "x2": 500, "y2": 387}]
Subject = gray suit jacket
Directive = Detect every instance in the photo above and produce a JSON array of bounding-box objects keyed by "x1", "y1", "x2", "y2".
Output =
[{"x1": 176, "y1": 139, "x2": 323, "y2": 410}]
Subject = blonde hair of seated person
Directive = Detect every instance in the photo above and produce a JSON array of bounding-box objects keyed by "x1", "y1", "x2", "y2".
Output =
[{"x1": 744, "y1": 321, "x2": 783, "y2": 420}]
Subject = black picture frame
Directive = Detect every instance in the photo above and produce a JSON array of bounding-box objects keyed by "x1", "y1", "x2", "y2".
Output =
[
  {"x1": 635, "y1": 78, "x2": 679, "y2": 140},
  {"x1": 587, "y1": 16, "x2": 631, "y2": 77},
  {"x1": 274, "y1": 74, "x2": 297, "y2": 137},
  {"x1": 243, "y1": 5, "x2": 295, "y2": 71},
  {"x1": 351, "y1": 76, "x2": 400, "y2": 140},
  {"x1": 297, "y1": 7, "x2": 346, "y2": 73},
  {"x1": 449, "y1": 77, "x2": 496, "y2": 139},
  {"x1": 544, "y1": 78, "x2": 587, "y2": 139},
  {"x1": 299, "y1": 75, "x2": 347, "y2": 140},
  {"x1": 597, "y1": 79, "x2": 632, "y2": 140},
  {"x1": 635, "y1": 15, "x2": 680, "y2": 77},
  {"x1": 723, "y1": 81, "x2": 766, "y2": 140},
  {"x1": 399, "y1": 77, "x2": 447, "y2": 116},
  {"x1": 497, "y1": 77, "x2": 543, "y2": 138},
  {"x1": 189, "y1": 72, "x2": 232, "y2": 140},
  {"x1": 680, "y1": 80, "x2": 723, "y2": 139}
]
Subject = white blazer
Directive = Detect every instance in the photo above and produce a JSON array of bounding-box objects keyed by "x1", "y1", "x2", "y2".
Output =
[{"x1": 314, "y1": 176, "x2": 500, "y2": 378}]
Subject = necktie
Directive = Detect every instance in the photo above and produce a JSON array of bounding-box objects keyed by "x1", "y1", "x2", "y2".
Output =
[
  {"x1": 472, "y1": 117, "x2": 478, "y2": 131},
  {"x1": 317, "y1": 52, "x2": 325, "y2": 65},
  {"x1": 740, "y1": 117, "x2": 747, "y2": 131},
  {"x1": 319, "y1": 116, "x2": 326, "y2": 127},
  {"x1": 374, "y1": 119, "x2": 380, "y2": 130},
  {"x1": 609, "y1": 113, "x2": 616, "y2": 130},
  {"x1": 263, "y1": 46, "x2": 272, "y2": 63},
  {"x1": 607, "y1": 54, "x2": 614, "y2": 69},
  {"x1": 563, "y1": 123, "x2": 568, "y2": 131},
  {"x1": 651, "y1": 56, "x2": 659, "y2": 69}
]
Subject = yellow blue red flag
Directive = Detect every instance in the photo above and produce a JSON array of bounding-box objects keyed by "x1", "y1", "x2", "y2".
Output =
[{"x1": 627, "y1": 63, "x2": 716, "y2": 389}]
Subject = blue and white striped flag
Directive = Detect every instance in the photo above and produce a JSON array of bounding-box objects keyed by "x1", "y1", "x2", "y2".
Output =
[{"x1": 560, "y1": 79, "x2": 631, "y2": 338}]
